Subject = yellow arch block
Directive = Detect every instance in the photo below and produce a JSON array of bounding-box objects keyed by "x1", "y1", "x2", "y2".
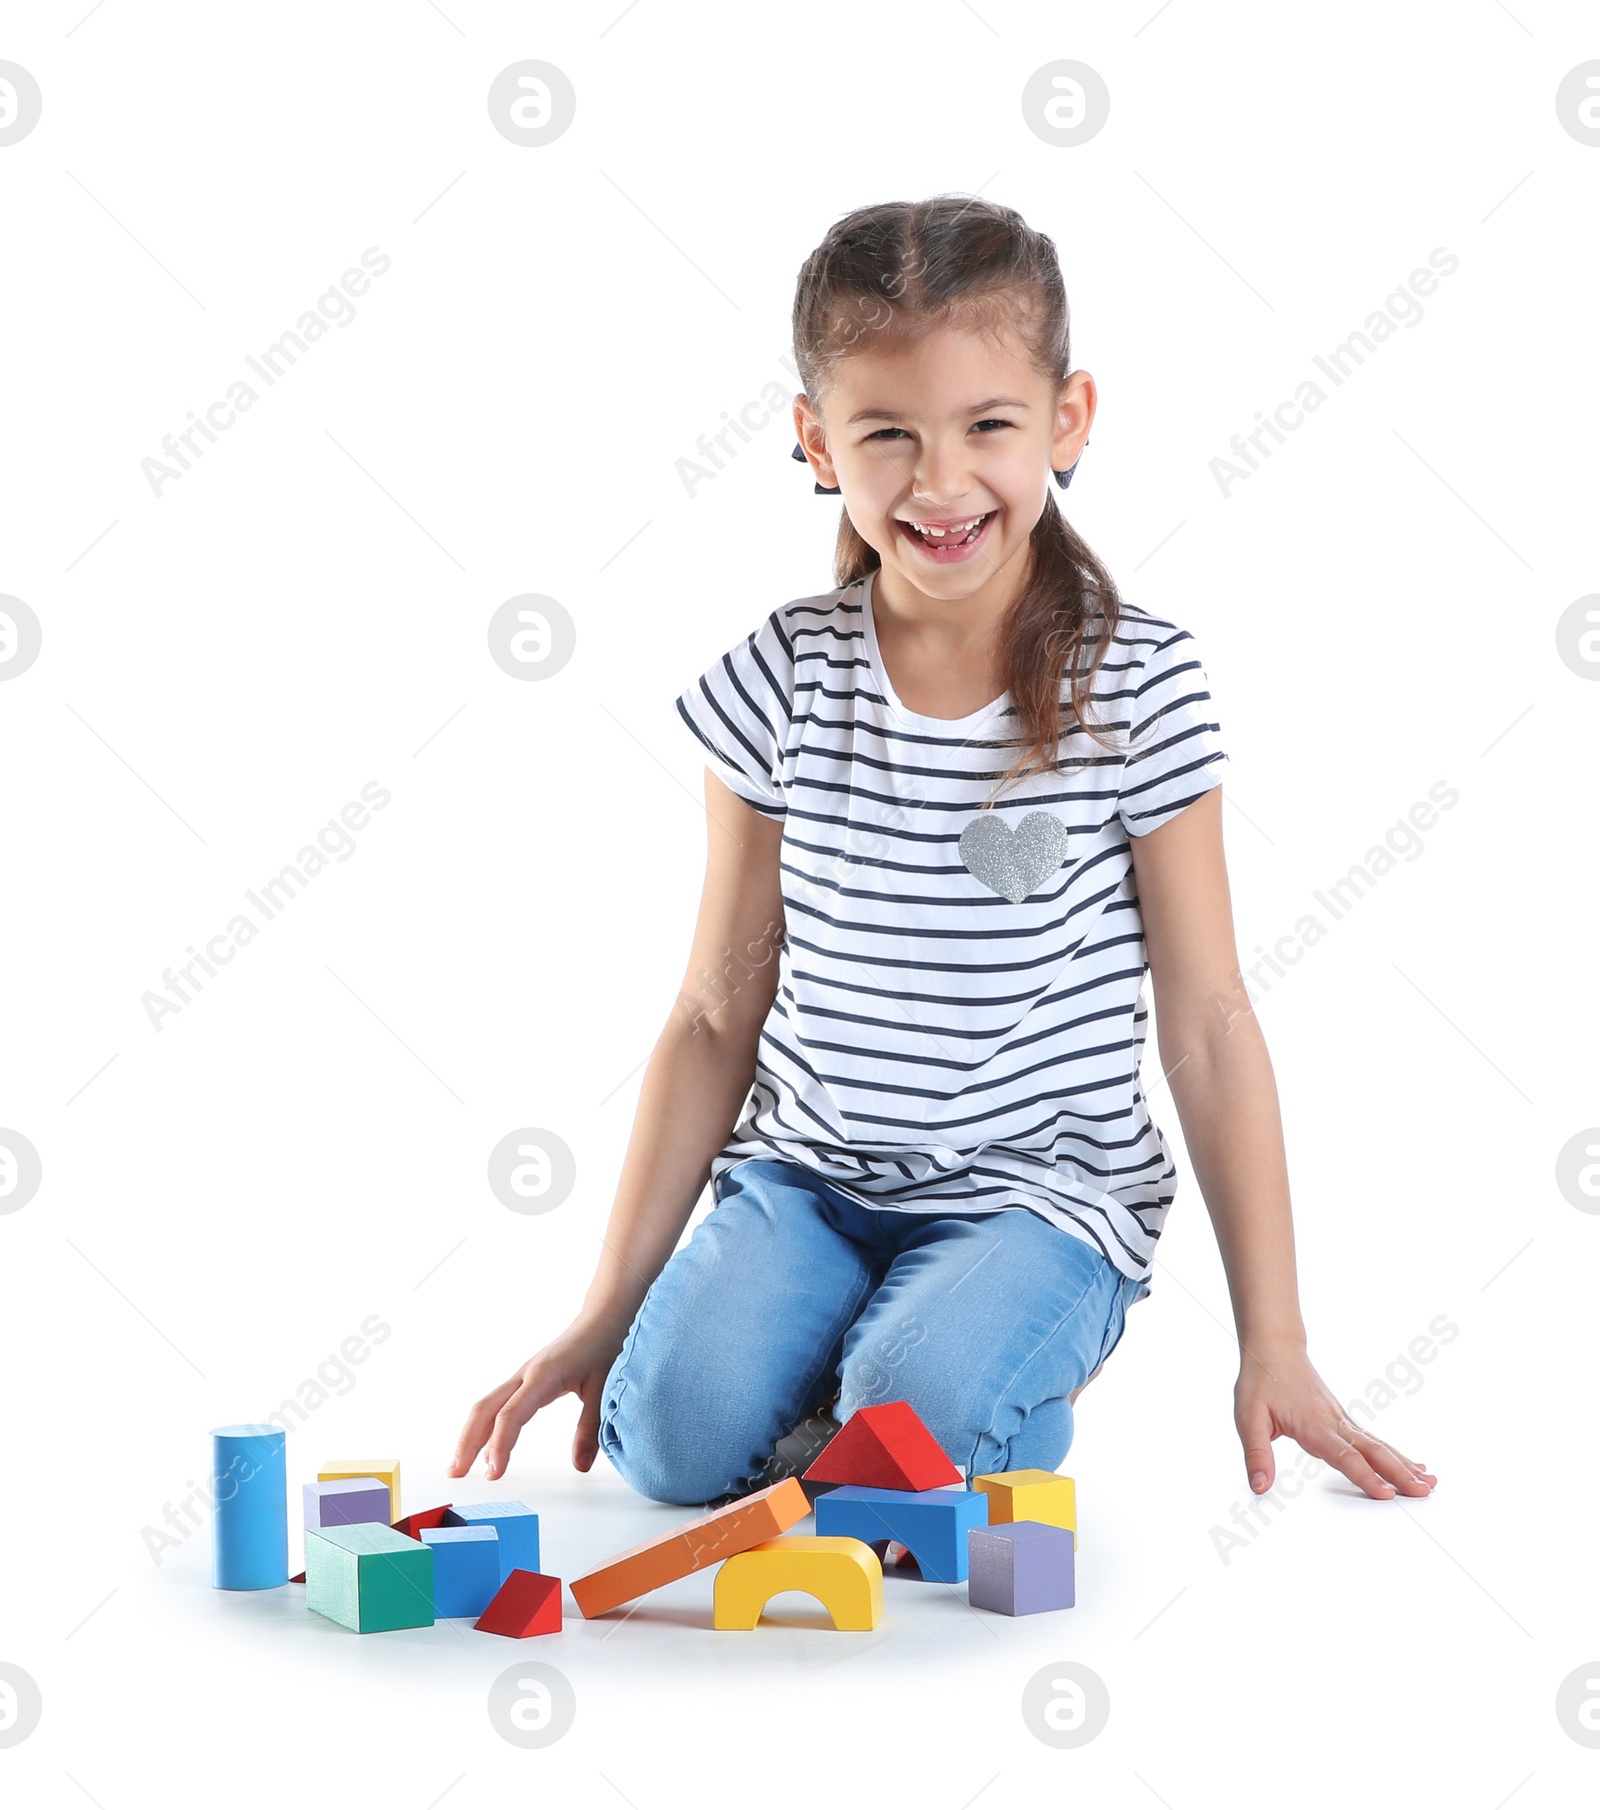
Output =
[{"x1": 713, "y1": 1536, "x2": 884, "y2": 1631}]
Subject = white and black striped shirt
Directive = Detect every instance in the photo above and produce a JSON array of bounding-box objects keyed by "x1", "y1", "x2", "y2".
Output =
[{"x1": 674, "y1": 568, "x2": 1228, "y2": 1284}]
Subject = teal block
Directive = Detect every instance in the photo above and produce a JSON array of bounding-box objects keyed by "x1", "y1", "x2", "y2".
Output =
[{"x1": 305, "y1": 1523, "x2": 434, "y2": 1632}]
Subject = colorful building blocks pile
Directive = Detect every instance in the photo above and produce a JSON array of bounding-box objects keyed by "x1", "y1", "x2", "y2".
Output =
[
  {"x1": 207, "y1": 1427, "x2": 563, "y2": 1638},
  {"x1": 209, "y1": 1400, "x2": 1084, "y2": 1636}
]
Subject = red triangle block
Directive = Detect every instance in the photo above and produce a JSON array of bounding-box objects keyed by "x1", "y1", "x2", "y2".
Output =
[
  {"x1": 475, "y1": 1567, "x2": 563, "y2": 1638},
  {"x1": 802, "y1": 1400, "x2": 961, "y2": 1491},
  {"x1": 393, "y1": 1504, "x2": 453, "y2": 1540}
]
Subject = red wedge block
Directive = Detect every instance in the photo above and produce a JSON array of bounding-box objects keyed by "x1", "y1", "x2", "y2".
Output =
[
  {"x1": 475, "y1": 1568, "x2": 563, "y2": 1637},
  {"x1": 393, "y1": 1504, "x2": 453, "y2": 1540},
  {"x1": 802, "y1": 1400, "x2": 962, "y2": 1491}
]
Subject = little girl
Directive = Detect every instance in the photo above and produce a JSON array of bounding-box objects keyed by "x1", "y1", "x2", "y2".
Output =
[{"x1": 451, "y1": 195, "x2": 1436, "y2": 1512}]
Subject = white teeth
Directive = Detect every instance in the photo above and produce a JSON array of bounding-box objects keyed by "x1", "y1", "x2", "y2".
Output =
[{"x1": 909, "y1": 514, "x2": 986, "y2": 539}]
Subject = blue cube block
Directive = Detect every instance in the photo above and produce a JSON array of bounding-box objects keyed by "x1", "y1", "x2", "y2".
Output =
[
  {"x1": 443, "y1": 1501, "x2": 540, "y2": 1582},
  {"x1": 814, "y1": 1484, "x2": 988, "y2": 1583},
  {"x1": 421, "y1": 1525, "x2": 500, "y2": 1617}
]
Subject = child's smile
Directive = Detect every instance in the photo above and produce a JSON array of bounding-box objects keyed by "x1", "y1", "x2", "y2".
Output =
[{"x1": 896, "y1": 508, "x2": 998, "y2": 563}]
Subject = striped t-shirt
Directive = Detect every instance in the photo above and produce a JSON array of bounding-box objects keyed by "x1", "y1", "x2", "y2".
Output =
[{"x1": 673, "y1": 566, "x2": 1228, "y2": 1285}]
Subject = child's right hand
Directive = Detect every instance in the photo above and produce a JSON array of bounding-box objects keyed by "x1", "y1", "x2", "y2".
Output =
[{"x1": 448, "y1": 1314, "x2": 628, "y2": 1483}]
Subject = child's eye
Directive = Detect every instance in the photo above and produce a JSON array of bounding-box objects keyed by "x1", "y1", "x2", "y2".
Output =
[{"x1": 864, "y1": 419, "x2": 1015, "y2": 442}]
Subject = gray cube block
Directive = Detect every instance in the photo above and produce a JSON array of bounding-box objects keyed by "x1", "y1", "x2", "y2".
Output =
[{"x1": 967, "y1": 1519, "x2": 1075, "y2": 1615}]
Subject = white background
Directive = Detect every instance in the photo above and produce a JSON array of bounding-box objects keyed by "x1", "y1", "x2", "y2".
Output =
[{"x1": 2, "y1": 1, "x2": 1596, "y2": 1804}]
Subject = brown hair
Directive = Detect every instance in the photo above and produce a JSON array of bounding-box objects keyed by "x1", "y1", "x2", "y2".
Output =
[{"x1": 791, "y1": 194, "x2": 1126, "y2": 799}]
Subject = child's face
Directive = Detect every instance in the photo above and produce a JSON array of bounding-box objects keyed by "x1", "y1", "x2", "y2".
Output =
[{"x1": 795, "y1": 318, "x2": 1093, "y2": 604}]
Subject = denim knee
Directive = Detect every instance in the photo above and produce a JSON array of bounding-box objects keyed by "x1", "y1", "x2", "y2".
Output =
[
  {"x1": 835, "y1": 1351, "x2": 1074, "y2": 1482},
  {"x1": 598, "y1": 1325, "x2": 768, "y2": 1507}
]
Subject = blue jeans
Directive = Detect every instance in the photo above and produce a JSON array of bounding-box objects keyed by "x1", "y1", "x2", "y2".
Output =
[{"x1": 598, "y1": 1157, "x2": 1149, "y2": 1506}]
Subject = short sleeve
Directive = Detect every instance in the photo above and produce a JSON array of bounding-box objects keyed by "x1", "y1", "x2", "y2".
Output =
[
  {"x1": 674, "y1": 609, "x2": 796, "y2": 820},
  {"x1": 1116, "y1": 620, "x2": 1229, "y2": 837}
]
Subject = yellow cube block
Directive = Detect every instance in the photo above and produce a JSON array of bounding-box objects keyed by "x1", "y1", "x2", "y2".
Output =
[
  {"x1": 318, "y1": 1459, "x2": 401, "y2": 1523},
  {"x1": 973, "y1": 1469, "x2": 1076, "y2": 1549}
]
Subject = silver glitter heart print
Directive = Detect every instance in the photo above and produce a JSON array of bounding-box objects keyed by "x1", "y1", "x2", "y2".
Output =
[{"x1": 959, "y1": 810, "x2": 1070, "y2": 904}]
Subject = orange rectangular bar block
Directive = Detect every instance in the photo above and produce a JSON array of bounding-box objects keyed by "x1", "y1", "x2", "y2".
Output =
[{"x1": 570, "y1": 1477, "x2": 810, "y2": 1619}]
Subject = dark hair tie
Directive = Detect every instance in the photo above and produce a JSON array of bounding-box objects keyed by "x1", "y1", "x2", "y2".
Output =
[{"x1": 791, "y1": 441, "x2": 1080, "y2": 493}]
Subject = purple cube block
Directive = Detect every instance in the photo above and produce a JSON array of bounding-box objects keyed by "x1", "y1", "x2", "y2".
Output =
[
  {"x1": 304, "y1": 1476, "x2": 392, "y2": 1531},
  {"x1": 967, "y1": 1519, "x2": 1075, "y2": 1615}
]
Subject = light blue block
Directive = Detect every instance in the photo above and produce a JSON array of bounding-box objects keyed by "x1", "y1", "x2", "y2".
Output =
[
  {"x1": 421, "y1": 1525, "x2": 500, "y2": 1617},
  {"x1": 444, "y1": 1501, "x2": 539, "y2": 1581},
  {"x1": 211, "y1": 1423, "x2": 288, "y2": 1591},
  {"x1": 814, "y1": 1484, "x2": 989, "y2": 1583}
]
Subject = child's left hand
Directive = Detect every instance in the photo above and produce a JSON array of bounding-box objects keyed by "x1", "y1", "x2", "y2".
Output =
[{"x1": 1234, "y1": 1339, "x2": 1437, "y2": 1499}]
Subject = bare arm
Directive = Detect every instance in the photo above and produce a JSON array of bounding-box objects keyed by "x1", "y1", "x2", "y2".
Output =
[
  {"x1": 1131, "y1": 788, "x2": 1435, "y2": 1501},
  {"x1": 578, "y1": 772, "x2": 787, "y2": 1334},
  {"x1": 449, "y1": 769, "x2": 785, "y2": 1480},
  {"x1": 1132, "y1": 788, "x2": 1304, "y2": 1351}
]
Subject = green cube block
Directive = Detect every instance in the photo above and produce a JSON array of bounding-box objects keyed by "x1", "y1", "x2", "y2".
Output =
[{"x1": 305, "y1": 1522, "x2": 435, "y2": 1632}]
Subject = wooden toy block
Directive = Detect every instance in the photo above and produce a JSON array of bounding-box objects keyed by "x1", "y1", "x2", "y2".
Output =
[
  {"x1": 444, "y1": 1501, "x2": 539, "y2": 1581},
  {"x1": 475, "y1": 1568, "x2": 563, "y2": 1638},
  {"x1": 210, "y1": 1424, "x2": 288, "y2": 1591},
  {"x1": 814, "y1": 1483, "x2": 988, "y2": 1583},
  {"x1": 304, "y1": 1477, "x2": 391, "y2": 1531},
  {"x1": 713, "y1": 1536, "x2": 883, "y2": 1631},
  {"x1": 972, "y1": 1468, "x2": 1077, "y2": 1548},
  {"x1": 305, "y1": 1522, "x2": 433, "y2": 1632},
  {"x1": 967, "y1": 1520, "x2": 1075, "y2": 1615},
  {"x1": 393, "y1": 1504, "x2": 453, "y2": 1540},
  {"x1": 318, "y1": 1459, "x2": 401, "y2": 1523},
  {"x1": 570, "y1": 1476, "x2": 809, "y2": 1619},
  {"x1": 289, "y1": 1570, "x2": 305, "y2": 1584},
  {"x1": 421, "y1": 1526, "x2": 501, "y2": 1619},
  {"x1": 801, "y1": 1401, "x2": 961, "y2": 1492}
]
